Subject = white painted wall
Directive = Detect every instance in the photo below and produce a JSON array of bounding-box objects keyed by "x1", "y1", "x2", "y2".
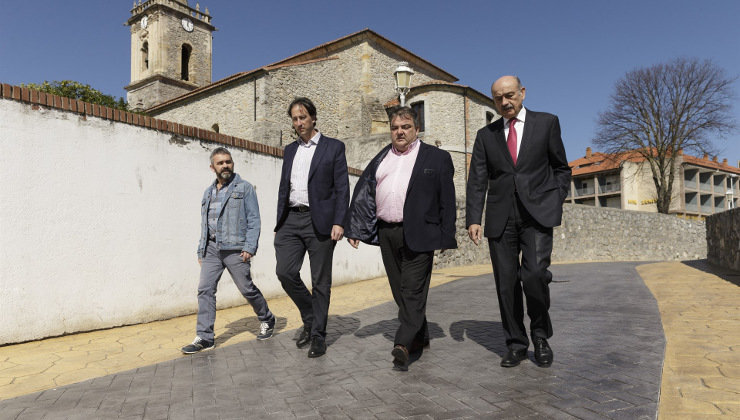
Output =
[{"x1": 0, "y1": 99, "x2": 384, "y2": 345}]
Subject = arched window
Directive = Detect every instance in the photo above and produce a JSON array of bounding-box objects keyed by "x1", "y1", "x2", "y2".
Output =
[
  {"x1": 211, "y1": 123, "x2": 220, "y2": 133},
  {"x1": 486, "y1": 111, "x2": 494, "y2": 124},
  {"x1": 141, "y1": 42, "x2": 149, "y2": 71},
  {"x1": 411, "y1": 101, "x2": 425, "y2": 132},
  {"x1": 181, "y1": 44, "x2": 192, "y2": 81}
]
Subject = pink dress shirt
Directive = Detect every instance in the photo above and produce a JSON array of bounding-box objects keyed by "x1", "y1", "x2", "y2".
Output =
[{"x1": 375, "y1": 139, "x2": 421, "y2": 223}]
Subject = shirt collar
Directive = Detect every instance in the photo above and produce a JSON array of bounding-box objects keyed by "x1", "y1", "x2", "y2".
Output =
[
  {"x1": 504, "y1": 107, "x2": 526, "y2": 126},
  {"x1": 298, "y1": 131, "x2": 321, "y2": 147},
  {"x1": 391, "y1": 138, "x2": 420, "y2": 155}
]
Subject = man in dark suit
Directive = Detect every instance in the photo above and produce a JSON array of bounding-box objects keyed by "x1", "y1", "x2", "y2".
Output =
[
  {"x1": 275, "y1": 97, "x2": 350, "y2": 358},
  {"x1": 345, "y1": 106, "x2": 457, "y2": 371},
  {"x1": 466, "y1": 76, "x2": 571, "y2": 368}
]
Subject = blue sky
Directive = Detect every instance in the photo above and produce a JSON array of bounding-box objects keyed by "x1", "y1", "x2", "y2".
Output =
[{"x1": 1, "y1": 0, "x2": 738, "y2": 165}]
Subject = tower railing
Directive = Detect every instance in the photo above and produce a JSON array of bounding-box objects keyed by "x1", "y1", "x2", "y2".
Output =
[{"x1": 131, "y1": 0, "x2": 211, "y2": 24}]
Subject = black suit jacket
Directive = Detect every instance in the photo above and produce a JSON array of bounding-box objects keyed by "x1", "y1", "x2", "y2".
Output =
[
  {"x1": 275, "y1": 134, "x2": 350, "y2": 236},
  {"x1": 345, "y1": 141, "x2": 457, "y2": 252},
  {"x1": 466, "y1": 110, "x2": 571, "y2": 238}
]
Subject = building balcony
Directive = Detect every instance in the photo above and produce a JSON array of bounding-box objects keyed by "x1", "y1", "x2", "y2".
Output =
[
  {"x1": 598, "y1": 182, "x2": 621, "y2": 194},
  {"x1": 574, "y1": 186, "x2": 595, "y2": 197}
]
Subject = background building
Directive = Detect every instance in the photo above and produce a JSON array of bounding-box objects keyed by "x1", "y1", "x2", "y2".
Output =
[
  {"x1": 125, "y1": 0, "x2": 214, "y2": 110},
  {"x1": 568, "y1": 147, "x2": 740, "y2": 218},
  {"x1": 124, "y1": 2, "x2": 497, "y2": 202}
]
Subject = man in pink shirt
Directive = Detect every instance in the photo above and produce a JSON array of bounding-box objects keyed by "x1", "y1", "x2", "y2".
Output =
[{"x1": 344, "y1": 106, "x2": 457, "y2": 371}]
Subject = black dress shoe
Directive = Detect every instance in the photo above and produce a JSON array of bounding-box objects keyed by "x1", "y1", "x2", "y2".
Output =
[
  {"x1": 500, "y1": 349, "x2": 527, "y2": 367},
  {"x1": 391, "y1": 345, "x2": 409, "y2": 371},
  {"x1": 296, "y1": 326, "x2": 311, "y2": 349},
  {"x1": 533, "y1": 337, "x2": 553, "y2": 367},
  {"x1": 307, "y1": 337, "x2": 326, "y2": 358}
]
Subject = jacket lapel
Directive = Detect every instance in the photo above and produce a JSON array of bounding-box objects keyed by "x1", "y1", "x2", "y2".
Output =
[
  {"x1": 308, "y1": 135, "x2": 329, "y2": 181},
  {"x1": 517, "y1": 111, "x2": 536, "y2": 166},
  {"x1": 406, "y1": 141, "x2": 429, "y2": 195},
  {"x1": 283, "y1": 142, "x2": 298, "y2": 180}
]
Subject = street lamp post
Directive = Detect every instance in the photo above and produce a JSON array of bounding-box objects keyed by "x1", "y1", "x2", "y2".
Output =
[{"x1": 394, "y1": 62, "x2": 414, "y2": 107}]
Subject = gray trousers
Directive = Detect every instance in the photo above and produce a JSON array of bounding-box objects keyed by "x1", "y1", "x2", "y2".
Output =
[{"x1": 197, "y1": 240, "x2": 274, "y2": 341}]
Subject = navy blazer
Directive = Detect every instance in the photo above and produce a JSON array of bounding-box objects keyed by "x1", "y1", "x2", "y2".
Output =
[
  {"x1": 466, "y1": 110, "x2": 571, "y2": 238},
  {"x1": 275, "y1": 134, "x2": 350, "y2": 236},
  {"x1": 344, "y1": 141, "x2": 457, "y2": 253}
]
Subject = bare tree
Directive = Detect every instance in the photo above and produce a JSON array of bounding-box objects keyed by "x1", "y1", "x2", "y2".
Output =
[{"x1": 594, "y1": 58, "x2": 737, "y2": 213}]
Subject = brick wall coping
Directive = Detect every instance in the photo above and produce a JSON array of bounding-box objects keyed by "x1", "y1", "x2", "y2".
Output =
[{"x1": 0, "y1": 82, "x2": 363, "y2": 176}]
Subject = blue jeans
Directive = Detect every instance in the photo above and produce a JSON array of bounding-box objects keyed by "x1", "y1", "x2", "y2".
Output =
[{"x1": 196, "y1": 240, "x2": 274, "y2": 341}]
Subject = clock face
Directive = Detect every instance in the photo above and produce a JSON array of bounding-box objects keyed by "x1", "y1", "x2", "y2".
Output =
[
  {"x1": 140, "y1": 16, "x2": 148, "y2": 29},
  {"x1": 181, "y1": 17, "x2": 194, "y2": 32}
]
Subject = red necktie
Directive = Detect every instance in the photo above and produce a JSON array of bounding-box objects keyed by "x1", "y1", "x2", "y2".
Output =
[{"x1": 507, "y1": 118, "x2": 518, "y2": 165}]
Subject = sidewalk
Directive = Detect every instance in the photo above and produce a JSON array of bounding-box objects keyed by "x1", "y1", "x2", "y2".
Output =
[
  {"x1": 0, "y1": 266, "x2": 480, "y2": 401},
  {"x1": 639, "y1": 261, "x2": 740, "y2": 419},
  {"x1": 0, "y1": 261, "x2": 738, "y2": 419}
]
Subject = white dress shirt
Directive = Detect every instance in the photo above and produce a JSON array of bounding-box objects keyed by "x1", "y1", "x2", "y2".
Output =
[
  {"x1": 503, "y1": 107, "x2": 527, "y2": 158},
  {"x1": 289, "y1": 131, "x2": 321, "y2": 207}
]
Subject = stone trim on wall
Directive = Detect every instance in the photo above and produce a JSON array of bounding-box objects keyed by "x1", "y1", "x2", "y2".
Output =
[
  {"x1": 706, "y1": 207, "x2": 740, "y2": 271},
  {"x1": 0, "y1": 82, "x2": 363, "y2": 176}
]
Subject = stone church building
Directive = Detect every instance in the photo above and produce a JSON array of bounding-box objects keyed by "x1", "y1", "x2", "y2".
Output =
[{"x1": 125, "y1": 0, "x2": 498, "y2": 199}]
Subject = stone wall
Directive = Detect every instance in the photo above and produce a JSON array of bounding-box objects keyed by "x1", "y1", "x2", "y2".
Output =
[
  {"x1": 706, "y1": 208, "x2": 740, "y2": 271},
  {"x1": 155, "y1": 78, "x2": 258, "y2": 143},
  {"x1": 436, "y1": 203, "x2": 707, "y2": 267},
  {"x1": 554, "y1": 204, "x2": 706, "y2": 261},
  {"x1": 153, "y1": 39, "x2": 442, "y2": 153}
]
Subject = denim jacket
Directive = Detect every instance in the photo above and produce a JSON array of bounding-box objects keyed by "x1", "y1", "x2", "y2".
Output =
[{"x1": 197, "y1": 173, "x2": 260, "y2": 258}]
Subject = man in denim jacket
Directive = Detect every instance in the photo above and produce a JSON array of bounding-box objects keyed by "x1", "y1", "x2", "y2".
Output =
[{"x1": 181, "y1": 147, "x2": 276, "y2": 354}]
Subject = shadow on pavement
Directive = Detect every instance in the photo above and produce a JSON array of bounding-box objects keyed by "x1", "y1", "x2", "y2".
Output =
[
  {"x1": 219, "y1": 316, "x2": 290, "y2": 346},
  {"x1": 682, "y1": 259, "x2": 740, "y2": 287},
  {"x1": 449, "y1": 320, "x2": 507, "y2": 357},
  {"x1": 353, "y1": 319, "x2": 446, "y2": 344},
  {"x1": 325, "y1": 315, "x2": 361, "y2": 347}
]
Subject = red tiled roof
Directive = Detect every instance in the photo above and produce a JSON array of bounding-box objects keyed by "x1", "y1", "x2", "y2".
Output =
[
  {"x1": 570, "y1": 150, "x2": 645, "y2": 176},
  {"x1": 570, "y1": 149, "x2": 740, "y2": 176},
  {"x1": 683, "y1": 154, "x2": 740, "y2": 175}
]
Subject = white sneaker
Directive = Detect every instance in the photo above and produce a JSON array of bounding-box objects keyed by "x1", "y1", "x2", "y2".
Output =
[{"x1": 257, "y1": 320, "x2": 275, "y2": 340}]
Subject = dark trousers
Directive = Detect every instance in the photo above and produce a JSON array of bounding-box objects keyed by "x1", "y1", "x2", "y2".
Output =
[
  {"x1": 488, "y1": 195, "x2": 553, "y2": 351},
  {"x1": 378, "y1": 222, "x2": 433, "y2": 350},
  {"x1": 274, "y1": 210, "x2": 336, "y2": 340}
]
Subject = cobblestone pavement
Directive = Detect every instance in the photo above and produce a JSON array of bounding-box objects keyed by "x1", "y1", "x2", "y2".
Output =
[{"x1": 0, "y1": 262, "x2": 668, "y2": 419}]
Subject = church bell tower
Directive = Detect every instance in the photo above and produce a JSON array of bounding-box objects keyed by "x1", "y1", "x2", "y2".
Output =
[{"x1": 125, "y1": 0, "x2": 215, "y2": 111}]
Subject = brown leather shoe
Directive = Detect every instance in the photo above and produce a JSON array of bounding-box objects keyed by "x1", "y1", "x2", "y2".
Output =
[{"x1": 391, "y1": 345, "x2": 409, "y2": 371}]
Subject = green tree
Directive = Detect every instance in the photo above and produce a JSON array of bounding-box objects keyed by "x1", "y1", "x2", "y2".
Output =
[
  {"x1": 595, "y1": 58, "x2": 737, "y2": 213},
  {"x1": 21, "y1": 80, "x2": 130, "y2": 111}
]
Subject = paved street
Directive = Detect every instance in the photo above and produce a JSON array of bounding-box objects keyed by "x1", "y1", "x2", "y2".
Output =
[{"x1": 0, "y1": 262, "x2": 680, "y2": 419}]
